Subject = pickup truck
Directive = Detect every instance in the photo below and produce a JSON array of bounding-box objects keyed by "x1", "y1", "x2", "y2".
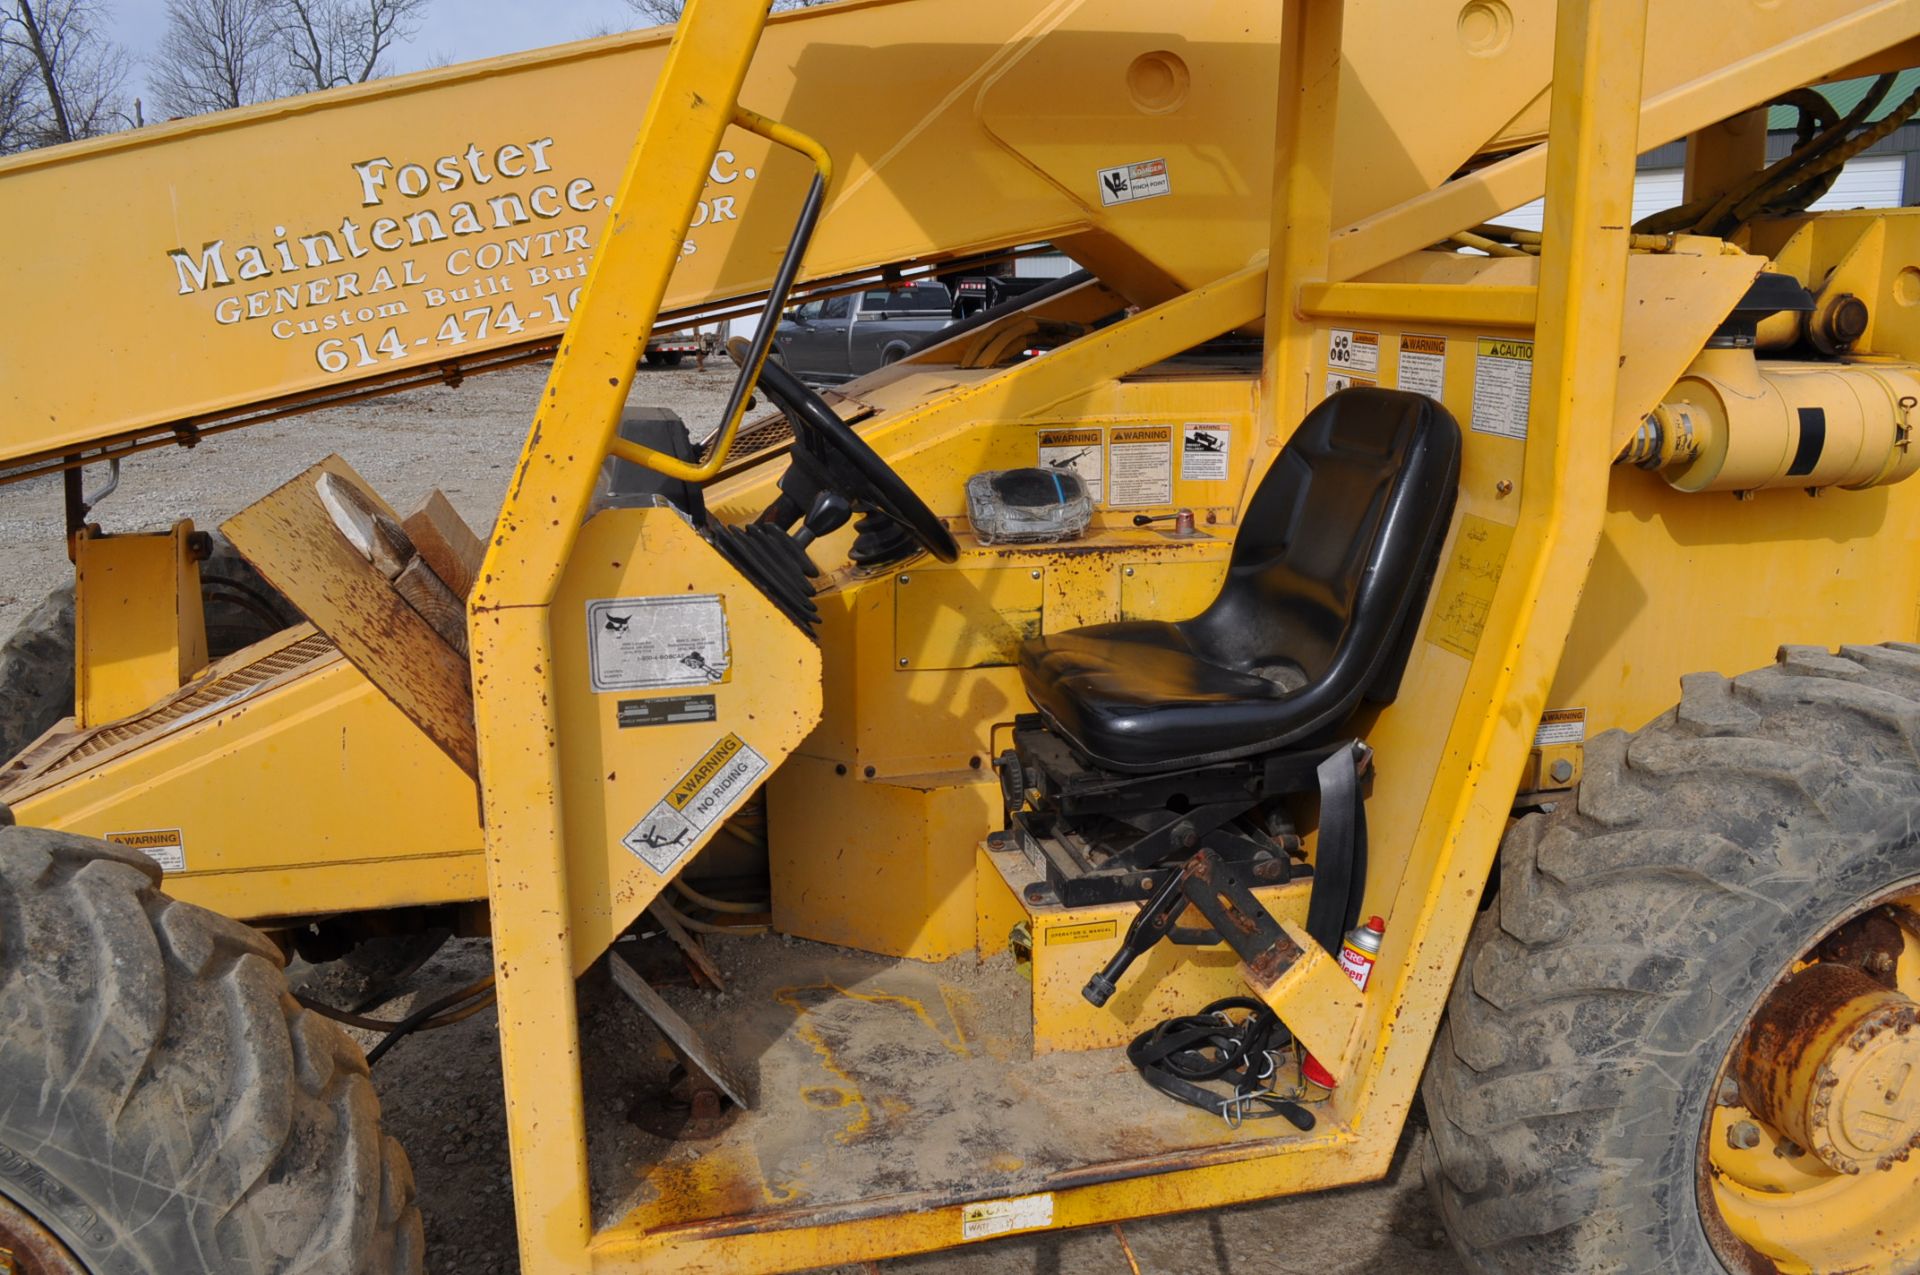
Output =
[{"x1": 774, "y1": 283, "x2": 952, "y2": 384}]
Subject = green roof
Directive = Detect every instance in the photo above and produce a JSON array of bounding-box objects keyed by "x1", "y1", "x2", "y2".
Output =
[{"x1": 1767, "y1": 69, "x2": 1920, "y2": 129}]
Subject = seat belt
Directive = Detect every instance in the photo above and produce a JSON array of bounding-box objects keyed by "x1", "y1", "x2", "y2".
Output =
[
  {"x1": 1304, "y1": 740, "x2": 1370, "y2": 956},
  {"x1": 1126, "y1": 997, "x2": 1315, "y2": 1129}
]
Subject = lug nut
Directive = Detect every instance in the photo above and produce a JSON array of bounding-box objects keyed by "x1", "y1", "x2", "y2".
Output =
[
  {"x1": 1717, "y1": 1075, "x2": 1742, "y2": 1106},
  {"x1": 1727, "y1": 1121, "x2": 1762, "y2": 1151}
]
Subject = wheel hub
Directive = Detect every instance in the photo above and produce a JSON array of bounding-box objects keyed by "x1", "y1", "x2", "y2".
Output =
[
  {"x1": 1735, "y1": 955, "x2": 1920, "y2": 1175},
  {"x1": 0, "y1": 1191, "x2": 86, "y2": 1275}
]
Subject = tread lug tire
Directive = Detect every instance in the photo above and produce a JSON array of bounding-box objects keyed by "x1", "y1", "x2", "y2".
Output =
[
  {"x1": 0, "y1": 825, "x2": 423, "y2": 1274},
  {"x1": 1423, "y1": 641, "x2": 1920, "y2": 1273}
]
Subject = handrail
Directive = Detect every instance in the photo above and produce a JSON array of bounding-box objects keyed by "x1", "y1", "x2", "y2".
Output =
[{"x1": 608, "y1": 106, "x2": 834, "y2": 483}]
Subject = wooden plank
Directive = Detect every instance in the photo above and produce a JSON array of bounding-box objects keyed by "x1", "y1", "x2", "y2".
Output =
[
  {"x1": 402, "y1": 490, "x2": 486, "y2": 600},
  {"x1": 393, "y1": 558, "x2": 469, "y2": 657},
  {"x1": 318, "y1": 472, "x2": 414, "y2": 578},
  {"x1": 223, "y1": 456, "x2": 477, "y2": 776},
  {"x1": 609, "y1": 948, "x2": 754, "y2": 1110},
  {"x1": 646, "y1": 900, "x2": 726, "y2": 991}
]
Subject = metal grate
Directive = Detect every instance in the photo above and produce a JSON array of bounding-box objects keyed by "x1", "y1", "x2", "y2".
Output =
[
  {"x1": 39, "y1": 632, "x2": 337, "y2": 776},
  {"x1": 718, "y1": 413, "x2": 796, "y2": 463}
]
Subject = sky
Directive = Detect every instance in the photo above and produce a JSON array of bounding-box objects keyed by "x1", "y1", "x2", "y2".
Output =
[{"x1": 116, "y1": 1, "x2": 656, "y2": 110}]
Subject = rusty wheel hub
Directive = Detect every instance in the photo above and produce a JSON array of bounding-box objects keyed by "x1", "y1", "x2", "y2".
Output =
[
  {"x1": 1734, "y1": 960, "x2": 1920, "y2": 1174},
  {"x1": 1703, "y1": 896, "x2": 1920, "y2": 1275},
  {"x1": 0, "y1": 1190, "x2": 87, "y2": 1275}
]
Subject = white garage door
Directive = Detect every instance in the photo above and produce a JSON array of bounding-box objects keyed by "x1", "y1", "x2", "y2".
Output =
[
  {"x1": 1808, "y1": 155, "x2": 1906, "y2": 210},
  {"x1": 1496, "y1": 155, "x2": 1905, "y2": 232}
]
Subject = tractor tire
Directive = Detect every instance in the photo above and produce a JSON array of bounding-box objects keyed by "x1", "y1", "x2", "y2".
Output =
[
  {"x1": 0, "y1": 534, "x2": 296, "y2": 760},
  {"x1": 1423, "y1": 642, "x2": 1920, "y2": 1274},
  {"x1": 0, "y1": 824, "x2": 423, "y2": 1274},
  {"x1": 0, "y1": 587, "x2": 74, "y2": 764}
]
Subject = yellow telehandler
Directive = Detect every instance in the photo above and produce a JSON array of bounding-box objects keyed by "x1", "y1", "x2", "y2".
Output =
[{"x1": 2, "y1": 0, "x2": 1919, "y2": 1271}]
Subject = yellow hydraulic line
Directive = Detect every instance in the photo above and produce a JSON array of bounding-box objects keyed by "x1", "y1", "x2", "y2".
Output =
[{"x1": 608, "y1": 106, "x2": 834, "y2": 483}]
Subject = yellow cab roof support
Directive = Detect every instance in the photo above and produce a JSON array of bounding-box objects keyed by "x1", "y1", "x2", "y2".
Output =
[
  {"x1": 1333, "y1": 0, "x2": 1651, "y2": 1162},
  {"x1": 466, "y1": 0, "x2": 771, "y2": 1268}
]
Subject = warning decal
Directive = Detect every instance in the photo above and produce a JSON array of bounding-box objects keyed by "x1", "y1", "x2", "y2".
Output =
[
  {"x1": 1107, "y1": 425, "x2": 1173, "y2": 507},
  {"x1": 1326, "y1": 371, "x2": 1376, "y2": 397},
  {"x1": 1426, "y1": 514, "x2": 1515, "y2": 660},
  {"x1": 587, "y1": 595, "x2": 729, "y2": 692},
  {"x1": 1181, "y1": 424, "x2": 1231, "y2": 481},
  {"x1": 962, "y1": 1192, "x2": 1055, "y2": 1241},
  {"x1": 1534, "y1": 708, "x2": 1588, "y2": 747},
  {"x1": 105, "y1": 828, "x2": 186, "y2": 874},
  {"x1": 1397, "y1": 334, "x2": 1447, "y2": 401},
  {"x1": 1097, "y1": 158, "x2": 1171, "y2": 206},
  {"x1": 1471, "y1": 337, "x2": 1534, "y2": 439},
  {"x1": 622, "y1": 733, "x2": 769, "y2": 874},
  {"x1": 1328, "y1": 329, "x2": 1380, "y2": 374},
  {"x1": 1038, "y1": 427, "x2": 1104, "y2": 504}
]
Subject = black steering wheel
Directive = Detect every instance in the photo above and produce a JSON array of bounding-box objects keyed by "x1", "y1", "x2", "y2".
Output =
[{"x1": 752, "y1": 355, "x2": 959, "y2": 563}]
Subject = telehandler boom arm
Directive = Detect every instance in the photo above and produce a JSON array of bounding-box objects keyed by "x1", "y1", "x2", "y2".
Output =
[{"x1": 4, "y1": 0, "x2": 1914, "y2": 481}]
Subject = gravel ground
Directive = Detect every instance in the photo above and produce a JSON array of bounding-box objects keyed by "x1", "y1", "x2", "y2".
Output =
[
  {"x1": 0, "y1": 360, "x2": 741, "y2": 637},
  {"x1": 1, "y1": 364, "x2": 1465, "y2": 1275}
]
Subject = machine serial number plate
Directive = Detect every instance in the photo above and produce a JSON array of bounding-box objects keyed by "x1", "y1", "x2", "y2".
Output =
[{"x1": 617, "y1": 695, "x2": 718, "y2": 728}]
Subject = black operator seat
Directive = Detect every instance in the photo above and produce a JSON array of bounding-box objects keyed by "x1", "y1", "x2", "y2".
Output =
[{"x1": 1017, "y1": 388, "x2": 1461, "y2": 774}]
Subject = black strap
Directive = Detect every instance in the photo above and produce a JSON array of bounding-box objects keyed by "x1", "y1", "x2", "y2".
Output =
[
  {"x1": 1127, "y1": 998, "x2": 1315, "y2": 1129},
  {"x1": 1305, "y1": 741, "x2": 1369, "y2": 956}
]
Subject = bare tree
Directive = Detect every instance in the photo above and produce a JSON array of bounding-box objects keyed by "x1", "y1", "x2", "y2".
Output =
[
  {"x1": 623, "y1": 0, "x2": 835, "y2": 26},
  {"x1": 273, "y1": 0, "x2": 428, "y2": 93},
  {"x1": 0, "y1": 0, "x2": 129, "y2": 147},
  {"x1": 0, "y1": 36, "x2": 35, "y2": 151},
  {"x1": 151, "y1": 0, "x2": 282, "y2": 116}
]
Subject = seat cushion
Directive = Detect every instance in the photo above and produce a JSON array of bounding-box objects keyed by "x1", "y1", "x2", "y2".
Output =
[{"x1": 1020, "y1": 622, "x2": 1325, "y2": 773}]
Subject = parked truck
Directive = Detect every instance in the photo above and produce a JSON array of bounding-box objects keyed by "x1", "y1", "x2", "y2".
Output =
[
  {"x1": 773, "y1": 281, "x2": 952, "y2": 382},
  {"x1": 2, "y1": 3, "x2": 1920, "y2": 1274},
  {"x1": 643, "y1": 326, "x2": 709, "y2": 367}
]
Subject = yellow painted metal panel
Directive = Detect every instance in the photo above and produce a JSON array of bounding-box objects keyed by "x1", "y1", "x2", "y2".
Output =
[
  {"x1": 770, "y1": 754, "x2": 995, "y2": 962},
  {"x1": 73, "y1": 525, "x2": 208, "y2": 726},
  {"x1": 9, "y1": 650, "x2": 485, "y2": 919},
  {"x1": 894, "y1": 566, "x2": 1042, "y2": 671},
  {"x1": 1550, "y1": 466, "x2": 1920, "y2": 735},
  {"x1": 982, "y1": 842, "x2": 1313, "y2": 1055},
  {"x1": 1116, "y1": 556, "x2": 1228, "y2": 622},
  {"x1": 550, "y1": 510, "x2": 822, "y2": 973},
  {"x1": 973, "y1": 843, "x2": 1027, "y2": 960}
]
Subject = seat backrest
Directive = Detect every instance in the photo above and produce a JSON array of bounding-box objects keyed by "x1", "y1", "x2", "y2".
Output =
[{"x1": 1184, "y1": 387, "x2": 1460, "y2": 703}]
